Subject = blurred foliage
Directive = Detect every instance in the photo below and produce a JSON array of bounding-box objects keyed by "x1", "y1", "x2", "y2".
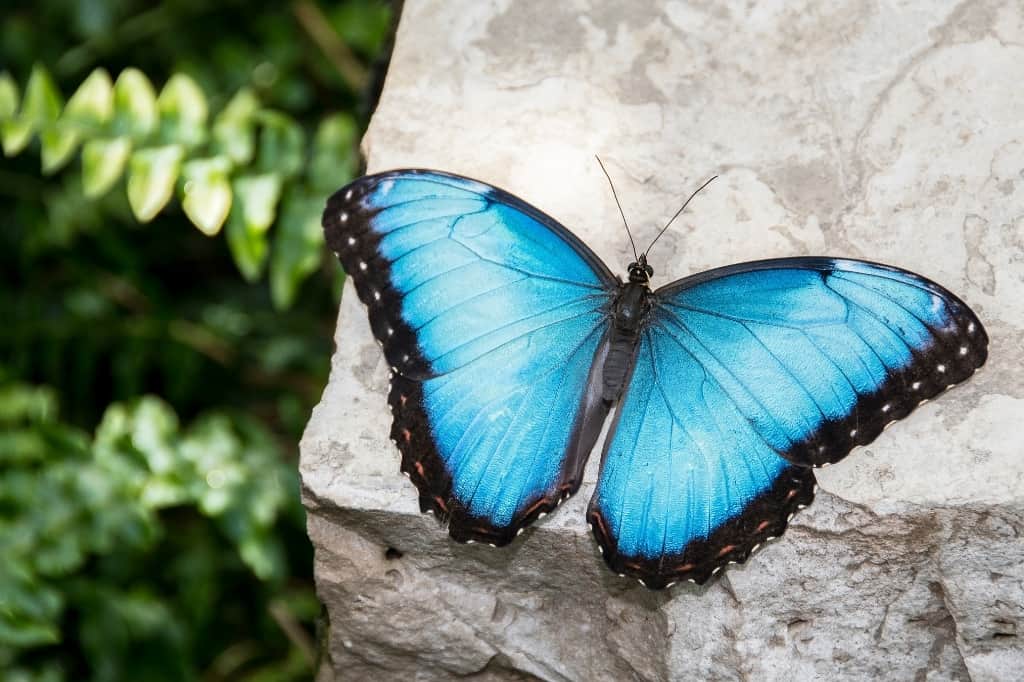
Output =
[
  {"x1": 0, "y1": 1, "x2": 393, "y2": 680},
  {"x1": 0, "y1": 60, "x2": 359, "y2": 308}
]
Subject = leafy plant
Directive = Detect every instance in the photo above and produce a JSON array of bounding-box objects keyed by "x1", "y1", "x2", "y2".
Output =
[
  {"x1": 0, "y1": 1, "x2": 395, "y2": 679},
  {"x1": 0, "y1": 379, "x2": 318, "y2": 681},
  {"x1": 0, "y1": 65, "x2": 357, "y2": 309}
]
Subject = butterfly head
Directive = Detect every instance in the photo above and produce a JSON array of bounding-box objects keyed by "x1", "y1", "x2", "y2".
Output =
[{"x1": 628, "y1": 254, "x2": 654, "y2": 284}]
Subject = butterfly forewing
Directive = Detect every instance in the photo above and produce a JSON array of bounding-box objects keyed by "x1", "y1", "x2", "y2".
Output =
[{"x1": 324, "y1": 170, "x2": 617, "y2": 545}]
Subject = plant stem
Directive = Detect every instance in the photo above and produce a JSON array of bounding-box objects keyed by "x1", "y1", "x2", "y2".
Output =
[{"x1": 292, "y1": 0, "x2": 369, "y2": 92}]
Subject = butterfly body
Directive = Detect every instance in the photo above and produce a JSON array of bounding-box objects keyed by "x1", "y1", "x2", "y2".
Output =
[
  {"x1": 324, "y1": 169, "x2": 987, "y2": 589},
  {"x1": 601, "y1": 280, "x2": 650, "y2": 402}
]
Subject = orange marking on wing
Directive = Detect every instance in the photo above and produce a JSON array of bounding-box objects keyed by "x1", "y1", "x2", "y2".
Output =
[
  {"x1": 522, "y1": 498, "x2": 548, "y2": 518},
  {"x1": 401, "y1": 428, "x2": 412, "y2": 442},
  {"x1": 717, "y1": 544, "x2": 737, "y2": 557},
  {"x1": 399, "y1": 394, "x2": 408, "y2": 406},
  {"x1": 433, "y1": 496, "x2": 448, "y2": 513},
  {"x1": 677, "y1": 563, "x2": 696, "y2": 572},
  {"x1": 413, "y1": 461, "x2": 425, "y2": 477},
  {"x1": 786, "y1": 488, "x2": 799, "y2": 500},
  {"x1": 756, "y1": 520, "x2": 771, "y2": 532}
]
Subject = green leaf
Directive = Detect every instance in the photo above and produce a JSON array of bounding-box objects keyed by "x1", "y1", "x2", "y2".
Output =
[
  {"x1": 233, "y1": 173, "x2": 283, "y2": 234},
  {"x1": 330, "y1": 1, "x2": 394, "y2": 55},
  {"x1": 127, "y1": 145, "x2": 185, "y2": 222},
  {"x1": 226, "y1": 207, "x2": 267, "y2": 282},
  {"x1": 0, "y1": 119, "x2": 27, "y2": 157},
  {"x1": 112, "y1": 68, "x2": 157, "y2": 139},
  {"x1": 0, "y1": 383, "x2": 58, "y2": 423},
  {"x1": 40, "y1": 127, "x2": 79, "y2": 175},
  {"x1": 0, "y1": 618, "x2": 61, "y2": 648},
  {"x1": 309, "y1": 113, "x2": 357, "y2": 193},
  {"x1": 225, "y1": 173, "x2": 282, "y2": 281},
  {"x1": 157, "y1": 73, "x2": 207, "y2": 148},
  {"x1": 81, "y1": 137, "x2": 131, "y2": 197},
  {"x1": 0, "y1": 72, "x2": 18, "y2": 121},
  {"x1": 238, "y1": 530, "x2": 285, "y2": 581},
  {"x1": 255, "y1": 110, "x2": 305, "y2": 178},
  {"x1": 63, "y1": 68, "x2": 114, "y2": 131},
  {"x1": 39, "y1": 69, "x2": 116, "y2": 175},
  {"x1": 270, "y1": 193, "x2": 324, "y2": 309},
  {"x1": 212, "y1": 88, "x2": 259, "y2": 165},
  {"x1": 181, "y1": 156, "x2": 233, "y2": 235},
  {"x1": 2, "y1": 65, "x2": 61, "y2": 156}
]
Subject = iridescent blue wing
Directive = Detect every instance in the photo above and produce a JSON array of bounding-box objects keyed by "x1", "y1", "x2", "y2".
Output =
[
  {"x1": 588, "y1": 257, "x2": 987, "y2": 587},
  {"x1": 324, "y1": 170, "x2": 617, "y2": 545}
]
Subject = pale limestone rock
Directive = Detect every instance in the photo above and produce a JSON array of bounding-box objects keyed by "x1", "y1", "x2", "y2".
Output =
[{"x1": 301, "y1": 1, "x2": 1024, "y2": 679}]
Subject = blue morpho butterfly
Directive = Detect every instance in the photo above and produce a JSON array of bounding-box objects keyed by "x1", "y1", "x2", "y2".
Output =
[{"x1": 322, "y1": 166, "x2": 988, "y2": 589}]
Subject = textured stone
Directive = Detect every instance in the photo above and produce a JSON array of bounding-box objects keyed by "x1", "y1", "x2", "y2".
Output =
[{"x1": 301, "y1": 1, "x2": 1024, "y2": 679}]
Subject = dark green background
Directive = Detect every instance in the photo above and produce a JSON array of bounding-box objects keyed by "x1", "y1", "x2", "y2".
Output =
[{"x1": 1, "y1": 1, "x2": 393, "y2": 679}]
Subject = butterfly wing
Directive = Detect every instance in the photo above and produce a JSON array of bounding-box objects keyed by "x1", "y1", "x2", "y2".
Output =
[
  {"x1": 588, "y1": 257, "x2": 987, "y2": 587},
  {"x1": 324, "y1": 170, "x2": 617, "y2": 545}
]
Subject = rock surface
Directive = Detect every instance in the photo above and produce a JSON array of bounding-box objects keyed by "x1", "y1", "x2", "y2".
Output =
[{"x1": 300, "y1": 1, "x2": 1024, "y2": 679}]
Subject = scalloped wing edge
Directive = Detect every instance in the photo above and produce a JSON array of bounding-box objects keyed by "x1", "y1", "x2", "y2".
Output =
[{"x1": 586, "y1": 466, "x2": 817, "y2": 589}]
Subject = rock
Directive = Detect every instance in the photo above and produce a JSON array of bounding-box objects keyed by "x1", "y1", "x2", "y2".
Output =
[{"x1": 300, "y1": 1, "x2": 1024, "y2": 679}]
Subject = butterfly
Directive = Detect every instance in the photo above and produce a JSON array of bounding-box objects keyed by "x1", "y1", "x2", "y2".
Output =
[{"x1": 322, "y1": 168, "x2": 988, "y2": 589}]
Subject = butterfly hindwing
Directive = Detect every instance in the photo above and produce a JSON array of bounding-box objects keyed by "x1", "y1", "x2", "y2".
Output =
[
  {"x1": 324, "y1": 170, "x2": 616, "y2": 545},
  {"x1": 588, "y1": 258, "x2": 987, "y2": 587}
]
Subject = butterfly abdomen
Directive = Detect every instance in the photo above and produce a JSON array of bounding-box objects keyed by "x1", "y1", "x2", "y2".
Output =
[{"x1": 602, "y1": 282, "x2": 650, "y2": 403}]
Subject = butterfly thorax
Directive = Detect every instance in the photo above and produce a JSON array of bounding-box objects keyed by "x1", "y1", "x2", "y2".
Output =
[
  {"x1": 612, "y1": 280, "x2": 651, "y2": 334},
  {"x1": 602, "y1": 279, "x2": 651, "y2": 403}
]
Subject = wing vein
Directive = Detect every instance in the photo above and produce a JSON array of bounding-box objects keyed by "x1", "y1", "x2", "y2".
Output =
[
  {"x1": 425, "y1": 302, "x2": 606, "y2": 370},
  {"x1": 829, "y1": 272, "x2": 939, "y2": 336},
  {"x1": 371, "y1": 206, "x2": 488, "y2": 237},
  {"x1": 652, "y1": 307, "x2": 791, "y2": 452}
]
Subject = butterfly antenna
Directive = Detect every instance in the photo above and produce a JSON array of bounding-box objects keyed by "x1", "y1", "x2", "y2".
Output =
[
  {"x1": 644, "y1": 175, "x2": 718, "y2": 256},
  {"x1": 595, "y1": 155, "x2": 639, "y2": 263}
]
